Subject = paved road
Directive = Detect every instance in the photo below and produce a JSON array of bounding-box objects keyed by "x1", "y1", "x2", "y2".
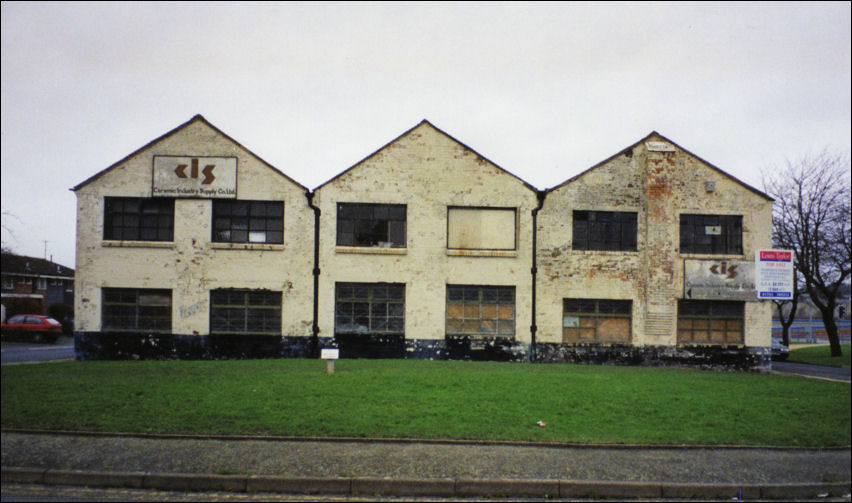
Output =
[
  {"x1": 772, "y1": 361, "x2": 851, "y2": 382},
  {"x1": 0, "y1": 341, "x2": 74, "y2": 365}
]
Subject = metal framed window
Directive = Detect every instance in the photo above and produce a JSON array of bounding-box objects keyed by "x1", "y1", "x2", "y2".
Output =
[
  {"x1": 210, "y1": 290, "x2": 282, "y2": 335},
  {"x1": 572, "y1": 211, "x2": 637, "y2": 251},
  {"x1": 335, "y1": 283, "x2": 405, "y2": 334},
  {"x1": 562, "y1": 299, "x2": 632, "y2": 343},
  {"x1": 212, "y1": 200, "x2": 283, "y2": 244},
  {"x1": 104, "y1": 197, "x2": 174, "y2": 242},
  {"x1": 446, "y1": 285, "x2": 515, "y2": 338},
  {"x1": 677, "y1": 300, "x2": 744, "y2": 344},
  {"x1": 336, "y1": 203, "x2": 406, "y2": 248},
  {"x1": 102, "y1": 288, "x2": 171, "y2": 332},
  {"x1": 679, "y1": 214, "x2": 742, "y2": 255}
]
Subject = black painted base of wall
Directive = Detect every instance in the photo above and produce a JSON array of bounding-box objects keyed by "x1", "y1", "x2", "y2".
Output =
[{"x1": 74, "y1": 332, "x2": 770, "y2": 371}]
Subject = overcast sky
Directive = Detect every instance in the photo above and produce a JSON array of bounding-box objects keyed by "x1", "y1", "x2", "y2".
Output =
[{"x1": 2, "y1": 1, "x2": 850, "y2": 269}]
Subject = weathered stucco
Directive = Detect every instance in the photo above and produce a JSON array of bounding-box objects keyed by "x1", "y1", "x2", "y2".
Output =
[
  {"x1": 536, "y1": 134, "x2": 773, "y2": 349},
  {"x1": 74, "y1": 117, "x2": 315, "y2": 338}
]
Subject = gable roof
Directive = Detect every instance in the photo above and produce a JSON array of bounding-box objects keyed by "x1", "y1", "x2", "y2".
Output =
[
  {"x1": 548, "y1": 131, "x2": 773, "y2": 201},
  {"x1": 1, "y1": 253, "x2": 74, "y2": 277},
  {"x1": 72, "y1": 115, "x2": 308, "y2": 192},
  {"x1": 314, "y1": 119, "x2": 538, "y2": 193}
]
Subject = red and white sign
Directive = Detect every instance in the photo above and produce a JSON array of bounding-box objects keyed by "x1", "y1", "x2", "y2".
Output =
[
  {"x1": 755, "y1": 249, "x2": 794, "y2": 299},
  {"x1": 152, "y1": 155, "x2": 237, "y2": 198}
]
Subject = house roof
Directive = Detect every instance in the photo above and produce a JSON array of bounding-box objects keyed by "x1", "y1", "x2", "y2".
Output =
[
  {"x1": 547, "y1": 131, "x2": 774, "y2": 201},
  {"x1": 1, "y1": 253, "x2": 74, "y2": 278},
  {"x1": 71, "y1": 115, "x2": 308, "y2": 193},
  {"x1": 314, "y1": 119, "x2": 539, "y2": 193}
]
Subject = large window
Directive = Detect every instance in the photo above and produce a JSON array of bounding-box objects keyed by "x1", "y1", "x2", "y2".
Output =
[
  {"x1": 335, "y1": 283, "x2": 405, "y2": 334},
  {"x1": 447, "y1": 207, "x2": 516, "y2": 250},
  {"x1": 102, "y1": 288, "x2": 171, "y2": 332},
  {"x1": 210, "y1": 290, "x2": 282, "y2": 335},
  {"x1": 562, "y1": 299, "x2": 632, "y2": 343},
  {"x1": 104, "y1": 197, "x2": 174, "y2": 241},
  {"x1": 336, "y1": 203, "x2": 406, "y2": 248},
  {"x1": 677, "y1": 300, "x2": 744, "y2": 344},
  {"x1": 213, "y1": 200, "x2": 283, "y2": 244},
  {"x1": 446, "y1": 285, "x2": 515, "y2": 338},
  {"x1": 572, "y1": 211, "x2": 637, "y2": 251},
  {"x1": 680, "y1": 214, "x2": 742, "y2": 255}
]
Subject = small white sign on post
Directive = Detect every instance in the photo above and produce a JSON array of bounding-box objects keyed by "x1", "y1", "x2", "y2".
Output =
[
  {"x1": 755, "y1": 250, "x2": 794, "y2": 299},
  {"x1": 321, "y1": 348, "x2": 339, "y2": 374}
]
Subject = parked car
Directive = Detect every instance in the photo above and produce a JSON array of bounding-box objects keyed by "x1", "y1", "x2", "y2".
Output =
[
  {"x1": 771, "y1": 337, "x2": 789, "y2": 361},
  {"x1": 1, "y1": 314, "x2": 63, "y2": 343}
]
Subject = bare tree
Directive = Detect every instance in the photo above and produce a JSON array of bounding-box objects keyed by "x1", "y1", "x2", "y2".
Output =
[
  {"x1": 772, "y1": 269, "x2": 802, "y2": 346},
  {"x1": 1, "y1": 209, "x2": 21, "y2": 254},
  {"x1": 763, "y1": 150, "x2": 851, "y2": 357}
]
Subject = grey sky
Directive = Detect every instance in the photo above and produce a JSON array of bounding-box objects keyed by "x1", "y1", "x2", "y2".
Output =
[{"x1": 2, "y1": 1, "x2": 850, "y2": 269}]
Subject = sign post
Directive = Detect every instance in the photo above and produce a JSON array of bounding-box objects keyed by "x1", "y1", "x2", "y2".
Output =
[
  {"x1": 321, "y1": 348, "x2": 339, "y2": 374},
  {"x1": 755, "y1": 250, "x2": 794, "y2": 299}
]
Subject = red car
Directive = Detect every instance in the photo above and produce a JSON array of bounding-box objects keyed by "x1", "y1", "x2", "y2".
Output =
[{"x1": 1, "y1": 314, "x2": 63, "y2": 343}]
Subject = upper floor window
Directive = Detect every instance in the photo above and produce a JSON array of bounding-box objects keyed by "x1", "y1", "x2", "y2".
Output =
[
  {"x1": 104, "y1": 197, "x2": 174, "y2": 242},
  {"x1": 680, "y1": 214, "x2": 742, "y2": 255},
  {"x1": 572, "y1": 211, "x2": 637, "y2": 251},
  {"x1": 337, "y1": 203, "x2": 406, "y2": 248},
  {"x1": 447, "y1": 207, "x2": 516, "y2": 250},
  {"x1": 102, "y1": 288, "x2": 171, "y2": 332},
  {"x1": 213, "y1": 200, "x2": 283, "y2": 244},
  {"x1": 1, "y1": 276, "x2": 13, "y2": 290},
  {"x1": 36, "y1": 278, "x2": 46, "y2": 290}
]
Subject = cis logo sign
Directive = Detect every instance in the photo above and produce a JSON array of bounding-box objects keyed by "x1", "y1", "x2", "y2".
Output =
[
  {"x1": 709, "y1": 261, "x2": 738, "y2": 279},
  {"x1": 174, "y1": 158, "x2": 216, "y2": 184}
]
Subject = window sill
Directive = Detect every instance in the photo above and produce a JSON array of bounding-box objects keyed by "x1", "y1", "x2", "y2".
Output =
[
  {"x1": 570, "y1": 249, "x2": 638, "y2": 255},
  {"x1": 102, "y1": 241, "x2": 174, "y2": 249},
  {"x1": 335, "y1": 246, "x2": 407, "y2": 255},
  {"x1": 679, "y1": 252, "x2": 746, "y2": 259},
  {"x1": 210, "y1": 243, "x2": 284, "y2": 251},
  {"x1": 447, "y1": 249, "x2": 518, "y2": 258}
]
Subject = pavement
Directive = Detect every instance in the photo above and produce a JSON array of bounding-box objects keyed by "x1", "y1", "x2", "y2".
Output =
[{"x1": 2, "y1": 430, "x2": 850, "y2": 499}]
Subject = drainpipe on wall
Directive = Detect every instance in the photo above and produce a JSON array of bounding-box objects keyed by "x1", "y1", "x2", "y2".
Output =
[
  {"x1": 530, "y1": 189, "x2": 547, "y2": 363},
  {"x1": 305, "y1": 191, "x2": 321, "y2": 358}
]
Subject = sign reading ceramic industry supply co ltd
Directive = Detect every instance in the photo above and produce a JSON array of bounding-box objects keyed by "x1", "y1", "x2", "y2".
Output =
[
  {"x1": 684, "y1": 259, "x2": 756, "y2": 301},
  {"x1": 755, "y1": 250, "x2": 794, "y2": 299},
  {"x1": 152, "y1": 155, "x2": 237, "y2": 198}
]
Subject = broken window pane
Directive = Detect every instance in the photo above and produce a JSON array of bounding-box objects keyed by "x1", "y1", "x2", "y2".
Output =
[
  {"x1": 336, "y1": 203, "x2": 406, "y2": 248},
  {"x1": 212, "y1": 200, "x2": 284, "y2": 244}
]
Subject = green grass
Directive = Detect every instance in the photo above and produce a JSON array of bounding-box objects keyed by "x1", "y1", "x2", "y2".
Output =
[
  {"x1": 2, "y1": 359, "x2": 849, "y2": 447},
  {"x1": 788, "y1": 344, "x2": 851, "y2": 367}
]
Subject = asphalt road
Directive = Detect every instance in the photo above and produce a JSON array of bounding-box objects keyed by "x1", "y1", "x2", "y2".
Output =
[
  {"x1": 0, "y1": 340, "x2": 74, "y2": 365},
  {"x1": 772, "y1": 360, "x2": 851, "y2": 382}
]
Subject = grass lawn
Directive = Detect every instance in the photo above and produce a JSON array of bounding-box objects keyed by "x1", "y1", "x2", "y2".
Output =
[
  {"x1": 788, "y1": 344, "x2": 851, "y2": 367},
  {"x1": 2, "y1": 359, "x2": 849, "y2": 447}
]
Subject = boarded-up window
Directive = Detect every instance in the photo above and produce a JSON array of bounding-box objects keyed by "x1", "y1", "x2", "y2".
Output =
[
  {"x1": 562, "y1": 299, "x2": 631, "y2": 343},
  {"x1": 447, "y1": 207, "x2": 516, "y2": 250},
  {"x1": 446, "y1": 285, "x2": 515, "y2": 338},
  {"x1": 677, "y1": 300, "x2": 744, "y2": 344}
]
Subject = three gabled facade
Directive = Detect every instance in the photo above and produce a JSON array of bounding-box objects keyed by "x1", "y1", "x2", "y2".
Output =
[{"x1": 73, "y1": 117, "x2": 775, "y2": 368}]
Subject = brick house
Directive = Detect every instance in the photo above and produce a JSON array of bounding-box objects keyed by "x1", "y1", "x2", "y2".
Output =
[{"x1": 1, "y1": 252, "x2": 74, "y2": 319}]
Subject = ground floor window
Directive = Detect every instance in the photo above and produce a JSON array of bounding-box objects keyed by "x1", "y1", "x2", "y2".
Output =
[
  {"x1": 210, "y1": 290, "x2": 282, "y2": 335},
  {"x1": 446, "y1": 285, "x2": 515, "y2": 338},
  {"x1": 562, "y1": 299, "x2": 632, "y2": 343},
  {"x1": 677, "y1": 300, "x2": 744, "y2": 344},
  {"x1": 102, "y1": 288, "x2": 171, "y2": 332},
  {"x1": 335, "y1": 283, "x2": 405, "y2": 334}
]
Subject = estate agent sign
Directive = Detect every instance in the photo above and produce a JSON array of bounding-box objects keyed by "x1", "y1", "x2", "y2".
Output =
[
  {"x1": 152, "y1": 155, "x2": 237, "y2": 198},
  {"x1": 755, "y1": 250, "x2": 794, "y2": 299},
  {"x1": 684, "y1": 259, "x2": 756, "y2": 301}
]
